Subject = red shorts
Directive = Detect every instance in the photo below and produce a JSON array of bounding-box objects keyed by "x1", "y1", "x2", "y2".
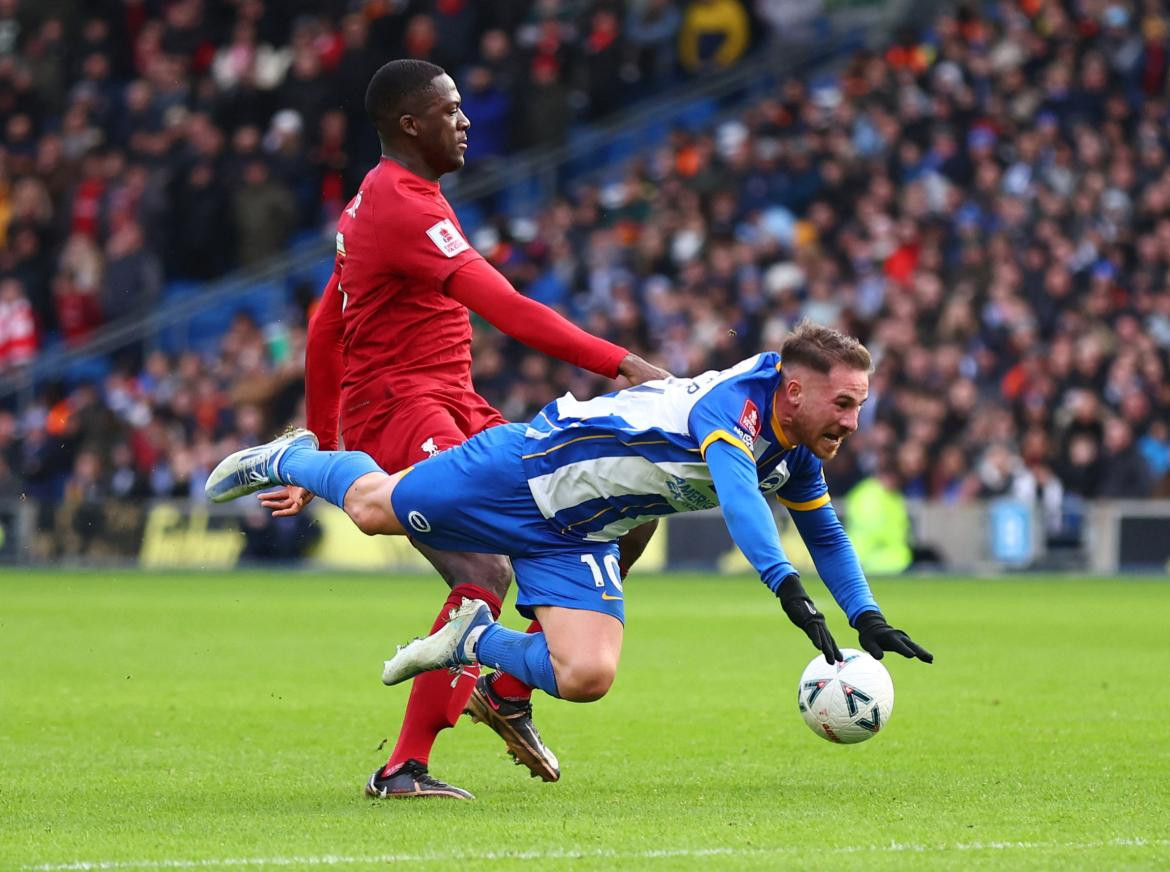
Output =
[{"x1": 341, "y1": 392, "x2": 508, "y2": 473}]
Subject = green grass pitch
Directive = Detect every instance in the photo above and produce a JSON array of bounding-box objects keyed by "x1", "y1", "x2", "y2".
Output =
[{"x1": 2, "y1": 570, "x2": 1169, "y2": 870}]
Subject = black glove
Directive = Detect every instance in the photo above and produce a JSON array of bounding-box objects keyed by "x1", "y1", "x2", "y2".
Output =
[
  {"x1": 776, "y1": 574, "x2": 843, "y2": 665},
  {"x1": 854, "y1": 611, "x2": 933, "y2": 663}
]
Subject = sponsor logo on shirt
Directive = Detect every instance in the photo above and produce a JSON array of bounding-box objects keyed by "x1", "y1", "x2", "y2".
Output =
[
  {"x1": 425, "y1": 218, "x2": 470, "y2": 258},
  {"x1": 665, "y1": 476, "x2": 717, "y2": 511}
]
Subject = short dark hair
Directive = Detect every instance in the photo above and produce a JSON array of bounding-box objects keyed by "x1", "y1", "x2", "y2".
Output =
[
  {"x1": 780, "y1": 321, "x2": 872, "y2": 374},
  {"x1": 365, "y1": 59, "x2": 446, "y2": 133}
]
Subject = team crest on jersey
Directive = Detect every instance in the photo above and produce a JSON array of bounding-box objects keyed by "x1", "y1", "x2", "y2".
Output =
[
  {"x1": 759, "y1": 459, "x2": 791, "y2": 495},
  {"x1": 425, "y1": 219, "x2": 470, "y2": 257},
  {"x1": 344, "y1": 190, "x2": 362, "y2": 218},
  {"x1": 421, "y1": 437, "x2": 442, "y2": 457}
]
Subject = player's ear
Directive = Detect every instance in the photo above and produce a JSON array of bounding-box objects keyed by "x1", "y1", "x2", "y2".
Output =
[
  {"x1": 398, "y1": 113, "x2": 419, "y2": 139},
  {"x1": 786, "y1": 376, "x2": 803, "y2": 406}
]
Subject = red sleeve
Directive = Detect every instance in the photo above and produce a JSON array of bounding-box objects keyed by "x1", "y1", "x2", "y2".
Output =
[
  {"x1": 445, "y1": 258, "x2": 628, "y2": 378},
  {"x1": 305, "y1": 269, "x2": 345, "y2": 450},
  {"x1": 376, "y1": 197, "x2": 482, "y2": 284}
]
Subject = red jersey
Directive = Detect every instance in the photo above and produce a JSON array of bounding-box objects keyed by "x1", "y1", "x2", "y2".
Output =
[
  {"x1": 305, "y1": 157, "x2": 628, "y2": 466},
  {"x1": 334, "y1": 158, "x2": 482, "y2": 410}
]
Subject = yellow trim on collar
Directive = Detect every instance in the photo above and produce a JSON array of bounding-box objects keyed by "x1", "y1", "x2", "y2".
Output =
[{"x1": 769, "y1": 400, "x2": 795, "y2": 450}]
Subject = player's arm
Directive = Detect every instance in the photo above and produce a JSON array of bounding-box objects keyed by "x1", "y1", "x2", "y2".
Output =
[
  {"x1": 445, "y1": 259, "x2": 668, "y2": 384},
  {"x1": 256, "y1": 269, "x2": 344, "y2": 516},
  {"x1": 703, "y1": 438, "x2": 842, "y2": 664},
  {"x1": 788, "y1": 505, "x2": 933, "y2": 663},
  {"x1": 306, "y1": 269, "x2": 345, "y2": 450}
]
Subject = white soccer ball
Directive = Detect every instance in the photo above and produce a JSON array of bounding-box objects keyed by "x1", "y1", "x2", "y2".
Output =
[{"x1": 797, "y1": 648, "x2": 894, "y2": 744}]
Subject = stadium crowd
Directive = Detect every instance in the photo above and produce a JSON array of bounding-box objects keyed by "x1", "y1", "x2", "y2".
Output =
[
  {"x1": 0, "y1": 0, "x2": 759, "y2": 353},
  {"x1": 5, "y1": 0, "x2": 1170, "y2": 562}
]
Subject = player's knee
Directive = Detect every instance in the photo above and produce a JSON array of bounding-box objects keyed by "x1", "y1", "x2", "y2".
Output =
[
  {"x1": 343, "y1": 475, "x2": 395, "y2": 535},
  {"x1": 347, "y1": 498, "x2": 389, "y2": 536},
  {"x1": 556, "y1": 660, "x2": 616, "y2": 702},
  {"x1": 467, "y1": 553, "x2": 512, "y2": 598}
]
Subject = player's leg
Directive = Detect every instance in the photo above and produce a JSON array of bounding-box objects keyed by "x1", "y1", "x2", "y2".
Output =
[
  {"x1": 204, "y1": 428, "x2": 411, "y2": 538},
  {"x1": 367, "y1": 548, "x2": 511, "y2": 799},
  {"x1": 382, "y1": 544, "x2": 627, "y2": 702},
  {"x1": 487, "y1": 519, "x2": 659, "y2": 702},
  {"x1": 490, "y1": 546, "x2": 626, "y2": 702},
  {"x1": 527, "y1": 606, "x2": 623, "y2": 702},
  {"x1": 384, "y1": 603, "x2": 623, "y2": 703},
  {"x1": 618, "y1": 519, "x2": 659, "y2": 576},
  {"x1": 363, "y1": 420, "x2": 559, "y2": 789}
]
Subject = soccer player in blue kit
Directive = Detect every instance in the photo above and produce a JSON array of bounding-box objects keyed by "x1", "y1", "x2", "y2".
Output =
[{"x1": 208, "y1": 322, "x2": 931, "y2": 710}]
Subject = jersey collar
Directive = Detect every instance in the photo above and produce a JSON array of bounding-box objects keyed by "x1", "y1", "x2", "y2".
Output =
[{"x1": 769, "y1": 364, "x2": 796, "y2": 450}]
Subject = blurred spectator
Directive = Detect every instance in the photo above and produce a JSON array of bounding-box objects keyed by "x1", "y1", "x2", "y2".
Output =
[
  {"x1": 0, "y1": 277, "x2": 36, "y2": 370},
  {"x1": 581, "y1": 7, "x2": 626, "y2": 119},
  {"x1": 521, "y1": 56, "x2": 573, "y2": 149},
  {"x1": 843, "y1": 460, "x2": 912, "y2": 575},
  {"x1": 170, "y1": 161, "x2": 234, "y2": 278},
  {"x1": 627, "y1": 0, "x2": 682, "y2": 88},
  {"x1": 233, "y1": 160, "x2": 296, "y2": 266},
  {"x1": 102, "y1": 220, "x2": 162, "y2": 315},
  {"x1": 1099, "y1": 417, "x2": 1153, "y2": 498},
  {"x1": 458, "y1": 66, "x2": 511, "y2": 163}
]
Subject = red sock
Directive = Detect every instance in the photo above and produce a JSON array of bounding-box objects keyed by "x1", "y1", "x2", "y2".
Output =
[
  {"x1": 487, "y1": 620, "x2": 540, "y2": 701},
  {"x1": 382, "y1": 583, "x2": 502, "y2": 773}
]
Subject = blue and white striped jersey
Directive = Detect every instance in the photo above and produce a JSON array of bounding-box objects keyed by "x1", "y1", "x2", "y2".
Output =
[{"x1": 522, "y1": 353, "x2": 830, "y2": 542}]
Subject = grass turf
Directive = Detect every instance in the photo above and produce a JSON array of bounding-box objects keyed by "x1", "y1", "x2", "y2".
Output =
[{"x1": 2, "y1": 570, "x2": 1169, "y2": 870}]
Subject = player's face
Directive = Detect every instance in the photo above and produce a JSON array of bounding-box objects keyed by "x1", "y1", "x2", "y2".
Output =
[
  {"x1": 789, "y1": 364, "x2": 869, "y2": 460},
  {"x1": 414, "y1": 74, "x2": 470, "y2": 175}
]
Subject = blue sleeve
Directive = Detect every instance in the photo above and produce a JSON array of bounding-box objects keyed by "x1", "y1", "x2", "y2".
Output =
[
  {"x1": 688, "y1": 378, "x2": 768, "y2": 458},
  {"x1": 788, "y1": 504, "x2": 879, "y2": 623},
  {"x1": 705, "y1": 439, "x2": 796, "y2": 592}
]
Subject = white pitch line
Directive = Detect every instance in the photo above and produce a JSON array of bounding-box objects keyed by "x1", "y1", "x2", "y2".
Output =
[
  {"x1": 19, "y1": 840, "x2": 1170, "y2": 871},
  {"x1": 20, "y1": 839, "x2": 1170, "y2": 871}
]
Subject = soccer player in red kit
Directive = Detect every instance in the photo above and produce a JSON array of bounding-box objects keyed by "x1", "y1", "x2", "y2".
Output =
[{"x1": 259, "y1": 59, "x2": 666, "y2": 799}]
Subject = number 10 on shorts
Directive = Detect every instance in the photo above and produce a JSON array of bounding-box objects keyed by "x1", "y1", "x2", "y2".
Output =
[{"x1": 580, "y1": 553, "x2": 624, "y2": 592}]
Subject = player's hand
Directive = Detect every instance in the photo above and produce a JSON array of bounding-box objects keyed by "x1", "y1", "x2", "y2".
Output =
[
  {"x1": 854, "y1": 611, "x2": 933, "y2": 663},
  {"x1": 257, "y1": 485, "x2": 315, "y2": 517},
  {"x1": 776, "y1": 574, "x2": 843, "y2": 665},
  {"x1": 617, "y1": 353, "x2": 670, "y2": 386}
]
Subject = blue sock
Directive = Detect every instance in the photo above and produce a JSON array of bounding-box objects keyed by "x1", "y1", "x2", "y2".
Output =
[
  {"x1": 275, "y1": 445, "x2": 383, "y2": 508},
  {"x1": 475, "y1": 624, "x2": 560, "y2": 699}
]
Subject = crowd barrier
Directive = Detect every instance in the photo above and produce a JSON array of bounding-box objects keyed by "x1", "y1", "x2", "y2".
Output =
[{"x1": 2, "y1": 497, "x2": 1166, "y2": 576}]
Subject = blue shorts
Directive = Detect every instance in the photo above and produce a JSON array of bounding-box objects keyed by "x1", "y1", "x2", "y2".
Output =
[{"x1": 390, "y1": 424, "x2": 625, "y2": 622}]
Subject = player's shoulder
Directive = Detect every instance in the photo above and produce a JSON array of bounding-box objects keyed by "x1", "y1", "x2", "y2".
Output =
[
  {"x1": 368, "y1": 158, "x2": 438, "y2": 201},
  {"x1": 709, "y1": 353, "x2": 781, "y2": 391}
]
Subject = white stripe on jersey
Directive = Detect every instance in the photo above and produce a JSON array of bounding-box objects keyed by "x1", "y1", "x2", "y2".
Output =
[{"x1": 527, "y1": 456, "x2": 714, "y2": 526}]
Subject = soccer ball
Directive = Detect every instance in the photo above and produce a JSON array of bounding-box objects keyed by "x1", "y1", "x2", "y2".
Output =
[{"x1": 797, "y1": 649, "x2": 894, "y2": 744}]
